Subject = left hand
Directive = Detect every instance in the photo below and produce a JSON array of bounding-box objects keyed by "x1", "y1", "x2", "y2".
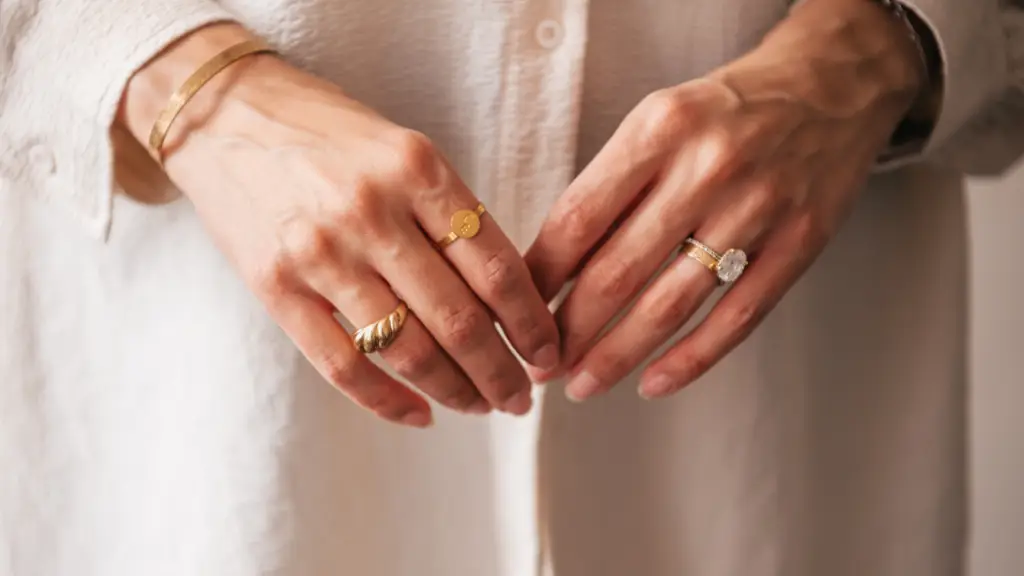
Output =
[{"x1": 525, "y1": 0, "x2": 929, "y2": 401}]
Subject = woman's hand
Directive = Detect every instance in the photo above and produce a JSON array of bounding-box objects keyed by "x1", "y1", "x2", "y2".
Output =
[
  {"x1": 525, "y1": 0, "x2": 927, "y2": 401},
  {"x1": 119, "y1": 24, "x2": 561, "y2": 426}
]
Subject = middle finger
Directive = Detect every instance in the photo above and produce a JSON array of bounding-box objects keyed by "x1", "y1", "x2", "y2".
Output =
[
  {"x1": 546, "y1": 161, "x2": 713, "y2": 375},
  {"x1": 374, "y1": 222, "x2": 535, "y2": 415},
  {"x1": 412, "y1": 173, "x2": 562, "y2": 371},
  {"x1": 563, "y1": 180, "x2": 781, "y2": 400}
]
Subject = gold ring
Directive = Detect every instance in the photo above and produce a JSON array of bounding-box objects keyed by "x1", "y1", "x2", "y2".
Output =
[
  {"x1": 681, "y1": 237, "x2": 748, "y2": 284},
  {"x1": 436, "y1": 204, "x2": 487, "y2": 249},
  {"x1": 353, "y1": 301, "x2": 409, "y2": 354}
]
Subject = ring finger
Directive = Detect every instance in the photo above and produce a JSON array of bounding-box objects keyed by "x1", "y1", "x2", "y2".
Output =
[
  {"x1": 563, "y1": 182, "x2": 781, "y2": 401},
  {"x1": 413, "y1": 176, "x2": 562, "y2": 371},
  {"x1": 270, "y1": 293, "x2": 432, "y2": 427},
  {"x1": 372, "y1": 224, "x2": 536, "y2": 415},
  {"x1": 308, "y1": 262, "x2": 492, "y2": 415}
]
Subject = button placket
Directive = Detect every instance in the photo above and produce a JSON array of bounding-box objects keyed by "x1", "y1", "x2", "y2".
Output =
[
  {"x1": 488, "y1": 6, "x2": 591, "y2": 572},
  {"x1": 512, "y1": 1, "x2": 591, "y2": 244}
]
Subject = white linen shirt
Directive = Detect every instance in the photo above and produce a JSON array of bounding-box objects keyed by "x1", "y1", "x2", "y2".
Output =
[{"x1": 2, "y1": 1, "x2": 1023, "y2": 575}]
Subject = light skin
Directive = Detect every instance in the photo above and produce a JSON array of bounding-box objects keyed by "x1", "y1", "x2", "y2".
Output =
[
  {"x1": 118, "y1": 24, "x2": 562, "y2": 427},
  {"x1": 525, "y1": 0, "x2": 930, "y2": 400},
  {"x1": 116, "y1": 0, "x2": 928, "y2": 424}
]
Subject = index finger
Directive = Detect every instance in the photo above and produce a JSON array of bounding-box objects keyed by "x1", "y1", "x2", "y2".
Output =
[
  {"x1": 524, "y1": 102, "x2": 667, "y2": 301},
  {"x1": 414, "y1": 169, "x2": 563, "y2": 371}
]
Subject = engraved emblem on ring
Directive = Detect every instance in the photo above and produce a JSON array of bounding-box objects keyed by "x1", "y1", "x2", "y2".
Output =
[
  {"x1": 436, "y1": 204, "x2": 487, "y2": 249},
  {"x1": 452, "y1": 209, "x2": 481, "y2": 239},
  {"x1": 353, "y1": 301, "x2": 409, "y2": 354}
]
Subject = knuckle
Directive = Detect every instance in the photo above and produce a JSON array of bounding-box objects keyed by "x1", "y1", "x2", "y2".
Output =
[
  {"x1": 319, "y1": 350, "x2": 356, "y2": 391},
  {"x1": 336, "y1": 181, "x2": 391, "y2": 241},
  {"x1": 691, "y1": 130, "x2": 744, "y2": 189},
  {"x1": 341, "y1": 179, "x2": 382, "y2": 219},
  {"x1": 308, "y1": 330, "x2": 401, "y2": 418},
  {"x1": 720, "y1": 300, "x2": 764, "y2": 335},
  {"x1": 590, "y1": 356, "x2": 632, "y2": 385},
  {"x1": 592, "y1": 257, "x2": 637, "y2": 302},
  {"x1": 376, "y1": 404, "x2": 415, "y2": 423},
  {"x1": 383, "y1": 339, "x2": 438, "y2": 382},
  {"x1": 441, "y1": 387, "x2": 484, "y2": 411},
  {"x1": 330, "y1": 372, "x2": 394, "y2": 416},
  {"x1": 553, "y1": 202, "x2": 594, "y2": 247},
  {"x1": 252, "y1": 259, "x2": 293, "y2": 301},
  {"x1": 509, "y1": 312, "x2": 548, "y2": 351},
  {"x1": 488, "y1": 374, "x2": 524, "y2": 404},
  {"x1": 440, "y1": 304, "x2": 490, "y2": 350},
  {"x1": 393, "y1": 130, "x2": 436, "y2": 165},
  {"x1": 640, "y1": 89, "x2": 692, "y2": 139},
  {"x1": 467, "y1": 356, "x2": 525, "y2": 404},
  {"x1": 480, "y1": 251, "x2": 523, "y2": 299},
  {"x1": 791, "y1": 212, "x2": 829, "y2": 253},
  {"x1": 280, "y1": 219, "x2": 334, "y2": 267},
  {"x1": 748, "y1": 178, "x2": 782, "y2": 206},
  {"x1": 389, "y1": 129, "x2": 445, "y2": 189},
  {"x1": 642, "y1": 290, "x2": 698, "y2": 332},
  {"x1": 345, "y1": 177, "x2": 379, "y2": 209},
  {"x1": 362, "y1": 391, "x2": 393, "y2": 414},
  {"x1": 675, "y1": 350, "x2": 713, "y2": 382},
  {"x1": 742, "y1": 178, "x2": 787, "y2": 219}
]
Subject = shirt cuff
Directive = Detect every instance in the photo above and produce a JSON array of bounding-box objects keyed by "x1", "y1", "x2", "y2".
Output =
[
  {"x1": 897, "y1": 0, "x2": 1009, "y2": 158},
  {"x1": 0, "y1": 0, "x2": 236, "y2": 238}
]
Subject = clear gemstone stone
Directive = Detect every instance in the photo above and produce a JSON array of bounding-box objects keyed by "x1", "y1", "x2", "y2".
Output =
[{"x1": 717, "y1": 249, "x2": 747, "y2": 283}]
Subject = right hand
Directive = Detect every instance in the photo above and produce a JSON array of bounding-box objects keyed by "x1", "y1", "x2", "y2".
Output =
[{"x1": 118, "y1": 25, "x2": 561, "y2": 426}]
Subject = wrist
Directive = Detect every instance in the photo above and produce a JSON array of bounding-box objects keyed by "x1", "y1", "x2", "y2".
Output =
[
  {"x1": 116, "y1": 22, "x2": 259, "y2": 151},
  {"x1": 715, "y1": 0, "x2": 925, "y2": 124}
]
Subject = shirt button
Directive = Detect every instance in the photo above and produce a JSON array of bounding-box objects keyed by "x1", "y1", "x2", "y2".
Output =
[
  {"x1": 535, "y1": 20, "x2": 564, "y2": 49},
  {"x1": 27, "y1": 143, "x2": 56, "y2": 175}
]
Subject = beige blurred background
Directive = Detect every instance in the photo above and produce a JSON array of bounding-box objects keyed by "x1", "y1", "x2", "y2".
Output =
[{"x1": 966, "y1": 164, "x2": 1024, "y2": 576}]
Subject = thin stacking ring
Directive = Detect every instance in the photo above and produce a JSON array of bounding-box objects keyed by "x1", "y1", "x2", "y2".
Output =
[
  {"x1": 436, "y1": 204, "x2": 487, "y2": 249},
  {"x1": 353, "y1": 301, "x2": 409, "y2": 354},
  {"x1": 681, "y1": 237, "x2": 748, "y2": 285}
]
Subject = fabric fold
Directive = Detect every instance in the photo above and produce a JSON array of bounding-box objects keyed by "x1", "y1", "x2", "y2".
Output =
[
  {"x1": 0, "y1": 0, "x2": 235, "y2": 238},
  {"x1": 900, "y1": 0, "x2": 1024, "y2": 175}
]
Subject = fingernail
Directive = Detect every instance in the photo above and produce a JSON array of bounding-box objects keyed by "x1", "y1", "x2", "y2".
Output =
[
  {"x1": 639, "y1": 375, "x2": 675, "y2": 399},
  {"x1": 529, "y1": 365, "x2": 566, "y2": 384},
  {"x1": 503, "y1": 388, "x2": 534, "y2": 415},
  {"x1": 565, "y1": 371, "x2": 601, "y2": 403},
  {"x1": 533, "y1": 343, "x2": 561, "y2": 371},
  {"x1": 401, "y1": 411, "x2": 434, "y2": 428}
]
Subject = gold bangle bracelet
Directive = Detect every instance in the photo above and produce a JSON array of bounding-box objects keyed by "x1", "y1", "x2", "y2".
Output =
[{"x1": 148, "y1": 38, "x2": 275, "y2": 164}]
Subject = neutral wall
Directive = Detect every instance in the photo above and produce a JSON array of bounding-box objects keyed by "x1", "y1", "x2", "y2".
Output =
[{"x1": 967, "y1": 165, "x2": 1024, "y2": 576}]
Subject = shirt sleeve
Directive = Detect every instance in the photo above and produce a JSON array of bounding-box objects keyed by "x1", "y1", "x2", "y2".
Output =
[
  {"x1": 0, "y1": 0, "x2": 236, "y2": 238},
  {"x1": 899, "y1": 0, "x2": 1024, "y2": 176}
]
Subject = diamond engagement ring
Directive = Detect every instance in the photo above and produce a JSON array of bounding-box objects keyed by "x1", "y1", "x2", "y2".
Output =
[{"x1": 681, "y1": 237, "x2": 748, "y2": 284}]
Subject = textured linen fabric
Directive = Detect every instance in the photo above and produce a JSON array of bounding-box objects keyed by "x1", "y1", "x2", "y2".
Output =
[{"x1": 1, "y1": 1, "x2": 1022, "y2": 575}]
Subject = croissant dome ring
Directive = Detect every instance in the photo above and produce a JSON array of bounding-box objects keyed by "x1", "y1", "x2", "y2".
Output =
[{"x1": 353, "y1": 302, "x2": 410, "y2": 354}]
